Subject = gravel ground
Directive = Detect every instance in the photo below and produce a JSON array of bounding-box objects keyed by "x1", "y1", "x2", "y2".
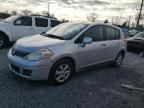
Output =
[{"x1": 0, "y1": 48, "x2": 144, "y2": 108}]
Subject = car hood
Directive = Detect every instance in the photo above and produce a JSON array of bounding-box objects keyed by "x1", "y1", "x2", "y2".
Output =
[
  {"x1": 128, "y1": 37, "x2": 144, "y2": 41},
  {"x1": 15, "y1": 35, "x2": 66, "y2": 52}
]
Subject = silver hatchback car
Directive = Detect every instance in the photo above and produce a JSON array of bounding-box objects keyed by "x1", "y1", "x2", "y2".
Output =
[{"x1": 8, "y1": 22, "x2": 126, "y2": 84}]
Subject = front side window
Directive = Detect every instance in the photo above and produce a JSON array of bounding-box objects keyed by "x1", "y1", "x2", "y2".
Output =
[
  {"x1": 14, "y1": 16, "x2": 32, "y2": 26},
  {"x1": 35, "y1": 18, "x2": 48, "y2": 27},
  {"x1": 81, "y1": 26, "x2": 104, "y2": 42},
  {"x1": 51, "y1": 20, "x2": 60, "y2": 27}
]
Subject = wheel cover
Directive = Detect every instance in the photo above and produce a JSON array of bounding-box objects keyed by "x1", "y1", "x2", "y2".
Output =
[
  {"x1": 0, "y1": 37, "x2": 4, "y2": 47},
  {"x1": 116, "y1": 54, "x2": 123, "y2": 66},
  {"x1": 55, "y1": 64, "x2": 71, "y2": 83}
]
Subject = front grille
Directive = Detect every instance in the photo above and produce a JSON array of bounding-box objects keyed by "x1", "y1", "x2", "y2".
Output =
[
  {"x1": 10, "y1": 64, "x2": 20, "y2": 73},
  {"x1": 12, "y1": 48, "x2": 29, "y2": 58}
]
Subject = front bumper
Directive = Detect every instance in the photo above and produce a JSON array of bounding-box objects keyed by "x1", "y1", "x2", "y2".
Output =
[{"x1": 8, "y1": 49, "x2": 53, "y2": 80}]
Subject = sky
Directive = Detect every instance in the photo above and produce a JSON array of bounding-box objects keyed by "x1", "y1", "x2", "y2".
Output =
[{"x1": 0, "y1": 0, "x2": 141, "y2": 23}]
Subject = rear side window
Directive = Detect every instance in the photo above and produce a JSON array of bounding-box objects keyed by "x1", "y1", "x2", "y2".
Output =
[
  {"x1": 14, "y1": 16, "x2": 32, "y2": 26},
  {"x1": 105, "y1": 27, "x2": 120, "y2": 40},
  {"x1": 105, "y1": 27, "x2": 115, "y2": 40},
  {"x1": 115, "y1": 29, "x2": 120, "y2": 39},
  {"x1": 35, "y1": 18, "x2": 48, "y2": 27},
  {"x1": 51, "y1": 20, "x2": 60, "y2": 27},
  {"x1": 82, "y1": 26, "x2": 104, "y2": 42}
]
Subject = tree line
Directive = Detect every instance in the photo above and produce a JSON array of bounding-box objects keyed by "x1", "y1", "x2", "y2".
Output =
[
  {"x1": 86, "y1": 12, "x2": 144, "y2": 28},
  {"x1": 0, "y1": 9, "x2": 144, "y2": 28},
  {"x1": 0, "y1": 9, "x2": 69, "y2": 23}
]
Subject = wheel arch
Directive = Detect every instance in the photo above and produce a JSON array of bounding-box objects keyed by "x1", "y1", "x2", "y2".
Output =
[
  {"x1": 118, "y1": 49, "x2": 126, "y2": 58},
  {"x1": 0, "y1": 31, "x2": 10, "y2": 43},
  {"x1": 52, "y1": 56, "x2": 76, "y2": 72}
]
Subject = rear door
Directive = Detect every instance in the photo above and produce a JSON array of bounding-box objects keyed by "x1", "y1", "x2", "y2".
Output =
[
  {"x1": 103, "y1": 26, "x2": 121, "y2": 60},
  {"x1": 34, "y1": 17, "x2": 49, "y2": 34},
  {"x1": 12, "y1": 16, "x2": 35, "y2": 40}
]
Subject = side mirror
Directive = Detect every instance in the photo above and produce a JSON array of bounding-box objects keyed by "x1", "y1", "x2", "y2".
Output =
[{"x1": 81, "y1": 37, "x2": 92, "y2": 47}]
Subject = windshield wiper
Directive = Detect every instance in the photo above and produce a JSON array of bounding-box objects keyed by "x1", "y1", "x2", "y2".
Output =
[
  {"x1": 45, "y1": 34, "x2": 64, "y2": 40},
  {"x1": 40, "y1": 32, "x2": 46, "y2": 36}
]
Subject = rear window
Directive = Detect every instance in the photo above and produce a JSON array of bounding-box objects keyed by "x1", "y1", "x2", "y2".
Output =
[{"x1": 35, "y1": 18, "x2": 48, "y2": 27}]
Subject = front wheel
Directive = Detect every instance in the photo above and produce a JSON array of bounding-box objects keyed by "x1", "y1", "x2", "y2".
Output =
[
  {"x1": 113, "y1": 52, "x2": 124, "y2": 67},
  {"x1": 49, "y1": 59, "x2": 74, "y2": 85}
]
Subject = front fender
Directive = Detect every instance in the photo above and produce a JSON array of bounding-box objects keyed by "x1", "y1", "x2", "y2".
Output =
[{"x1": 0, "y1": 24, "x2": 12, "y2": 41}]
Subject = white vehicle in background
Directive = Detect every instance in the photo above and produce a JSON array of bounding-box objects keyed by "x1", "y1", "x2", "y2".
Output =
[{"x1": 0, "y1": 15, "x2": 60, "y2": 48}]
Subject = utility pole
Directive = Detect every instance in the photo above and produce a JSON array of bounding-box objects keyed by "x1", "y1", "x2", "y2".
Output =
[
  {"x1": 48, "y1": 2, "x2": 50, "y2": 17},
  {"x1": 136, "y1": 0, "x2": 144, "y2": 27},
  {"x1": 128, "y1": 16, "x2": 132, "y2": 27}
]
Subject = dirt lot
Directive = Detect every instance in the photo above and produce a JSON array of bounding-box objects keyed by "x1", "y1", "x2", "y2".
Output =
[{"x1": 0, "y1": 48, "x2": 144, "y2": 108}]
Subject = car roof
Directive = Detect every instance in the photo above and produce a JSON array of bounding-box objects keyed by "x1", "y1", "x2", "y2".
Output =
[
  {"x1": 13, "y1": 15, "x2": 58, "y2": 20},
  {"x1": 66, "y1": 22, "x2": 121, "y2": 30},
  {"x1": 32, "y1": 16, "x2": 57, "y2": 20}
]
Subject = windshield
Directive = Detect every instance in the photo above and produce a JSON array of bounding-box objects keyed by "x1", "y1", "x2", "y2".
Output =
[
  {"x1": 45, "y1": 23, "x2": 88, "y2": 40},
  {"x1": 2, "y1": 16, "x2": 18, "y2": 23},
  {"x1": 135, "y1": 32, "x2": 144, "y2": 38}
]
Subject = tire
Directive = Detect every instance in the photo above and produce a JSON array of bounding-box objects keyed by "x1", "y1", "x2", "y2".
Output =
[
  {"x1": 0, "y1": 34, "x2": 6, "y2": 49},
  {"x1": 113, "y1": 52, "x2": 124, "y2": 67},
  {"x1": 49, "y1": 59, "x2": 74, "y2": 85}
]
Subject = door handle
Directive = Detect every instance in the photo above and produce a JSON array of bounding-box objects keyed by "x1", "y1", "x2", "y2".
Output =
[{"x1": 101, "y1": 43, "x2": 106, "y2": 47}]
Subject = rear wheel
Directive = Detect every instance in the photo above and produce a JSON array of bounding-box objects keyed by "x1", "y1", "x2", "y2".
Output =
[
  {"x1": 49, "y1": 59, "x2": 74, "y2": 85},
  {"x1": 113, "y1": 52, "x2": 124, "y2": 67}
]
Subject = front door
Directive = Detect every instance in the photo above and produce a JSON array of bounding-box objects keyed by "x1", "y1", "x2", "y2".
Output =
[
  {"x1": 76, "y1": 25, "x2": 107, "y2": 68},
  {"x1": 12, "y1": 16, "x2": 35, "y2": 41}
]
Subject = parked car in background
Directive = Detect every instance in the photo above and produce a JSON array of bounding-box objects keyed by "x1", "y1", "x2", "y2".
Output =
[
  {"x1": 128, "y1": 29, "x2": 139, "y2": 37},
  {"x1": 121, "y1": 28, "x2": 140, "y2": 38},
  {"x1": 8, "y1": 23, "x2": 126, "y2": 85},
  {"x1": 0, "y1": 15, "x2": 60, "y2": 48},
  {"x1": 127, "y1": 32, "x2": 144, "y2": 53},
  {"x1": 121, "y1": 28, "x2": 130, "y2": 38}
]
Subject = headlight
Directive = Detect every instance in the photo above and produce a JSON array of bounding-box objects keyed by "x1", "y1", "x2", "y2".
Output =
[{"x1": 24, "y1": 49, "x2": 53, "y2": 61}]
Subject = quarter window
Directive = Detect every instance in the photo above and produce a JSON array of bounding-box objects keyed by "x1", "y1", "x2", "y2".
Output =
[
  {"x1": 51, "y1": 20, "x2": 60, "y2": 27},
  {"x1": 14, "y1": 16, "x2": 32, "y2": 26},
  {"x1": 35, "y1": 18, "x2": 48, "y2": 27}
]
